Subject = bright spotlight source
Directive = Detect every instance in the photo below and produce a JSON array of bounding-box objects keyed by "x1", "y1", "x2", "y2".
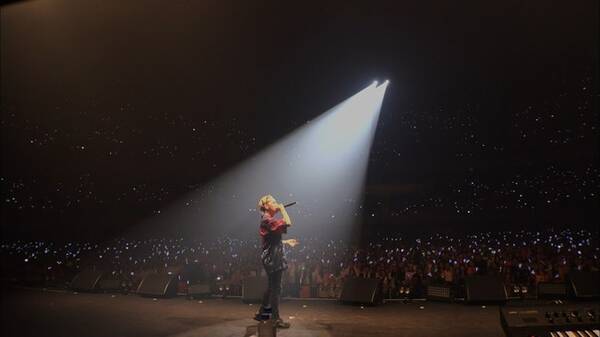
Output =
[{"x1": 376, "y1": 80, "x2": 390, "y2": 88}]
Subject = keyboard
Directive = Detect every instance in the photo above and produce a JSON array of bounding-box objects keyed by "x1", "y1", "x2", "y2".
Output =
[
  {"x1": 500, "y1": 304, "x2": 600, "y2": 337},
  {"x1": 549, "y1": 330, "x2": 599, "y2": 336}
]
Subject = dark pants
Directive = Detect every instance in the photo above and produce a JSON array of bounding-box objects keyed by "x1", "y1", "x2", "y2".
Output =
[{"x1": 261, "y1": 269, "x2": 283, "y2": 320}]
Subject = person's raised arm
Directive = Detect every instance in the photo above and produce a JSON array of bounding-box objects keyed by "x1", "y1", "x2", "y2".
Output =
[{"x1": 278, "y1": 203, "x2": 292, "y2": 226}]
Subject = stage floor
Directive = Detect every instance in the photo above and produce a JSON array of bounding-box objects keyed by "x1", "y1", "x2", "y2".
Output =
[{"x1": 1, "y1": 288, "x2": 507, "y2": 337}]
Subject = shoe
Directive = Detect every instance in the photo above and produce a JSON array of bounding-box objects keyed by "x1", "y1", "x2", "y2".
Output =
[
  {"x1": 253, "y1": 313, "x2": 269, "y2": 321},
  {"x1": 273, "y1": 318, "x2": 290, "y2": 329},
  {"x1": 253, "y1": 311, "x2": 271, "y2": 321}
]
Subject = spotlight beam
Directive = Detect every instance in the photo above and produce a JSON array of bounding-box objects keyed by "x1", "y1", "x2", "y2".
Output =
[{"x1": 136, "y1": 82, "x2": 388, "y2": 239}]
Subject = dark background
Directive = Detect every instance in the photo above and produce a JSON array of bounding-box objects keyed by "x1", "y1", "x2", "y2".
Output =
[{"x1": 1, "y1": 0, "x2": 598, "y2": 240}]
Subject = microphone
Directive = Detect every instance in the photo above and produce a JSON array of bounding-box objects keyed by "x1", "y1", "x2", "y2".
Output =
[{"x1": 283, "y1": 202, "x2": 296, "y2": 208}]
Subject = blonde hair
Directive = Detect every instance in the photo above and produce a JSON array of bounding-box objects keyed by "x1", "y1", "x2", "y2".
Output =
[{"x1": 258, "y1": 194, "x2": 276, "y2": 212}]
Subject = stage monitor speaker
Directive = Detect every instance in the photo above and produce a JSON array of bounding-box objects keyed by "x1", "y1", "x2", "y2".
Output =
[
  {"x1": 339, "y1": 277, "x2": 381, "y2": 305},
  {"x1": 242, "y1": 276, "x2": 267, "y2": 303},
  {"x1": 465, "y1": 275, "x2": 507, "y2": 303},
  {"x1": 188, "y1": 283, "x2": 211, "y2": 298},
  {"x1": 70, "y1": 269, "x2": 103, "y2": 292},
  {"x1": 98, "y1": 278, "x2": 121, "y2": 292},
  {"x1": 569, "y1": 271, "x2": 600, "y2": 299},
  {"x1": 537, "y1": 282, "x2": 567, "y2": 299},
  {"x1": 137, "y1": 273, "x2": 177, "y2": 297},
  {"x1": 427, "y1": 284, "x2": 453, "y2": 301}
]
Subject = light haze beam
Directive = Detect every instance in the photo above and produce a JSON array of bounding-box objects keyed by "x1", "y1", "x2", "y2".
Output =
[{"x1": 138, "y1": 82, "x2": 388, "y2": 239}]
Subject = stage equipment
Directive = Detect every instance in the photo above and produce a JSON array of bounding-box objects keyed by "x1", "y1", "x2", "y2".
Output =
[
  {"x1": 70, "y1": 269, "x2": 103, "y2": 292},
  {"x1": 339, "y1": 277, "x2": 381, "y2": 305},
  {"x1": 537, "y1": 282, "x2": 567, "y2": 300},
  {"x1": 136, "y1": 273, "x2": 177, "y2": 297},
  {"x1": 242, "y1": 276, "x2": 267, "y2": 303},
  {"x1": 188, "y1": 283, "x2": 211, "y2": 298},
  {"x1": 98, "y1": 278, "x2": 122, "y2": 292},
  {"x1": 465, "y1": 275, "x2": 507, "y2": 303},
  {"x1": 569, "y1": 271, "x2": 600, "y2": 299},
  {"x1": 426, "y1": 284, "x2": 453, "y2": 302},
  {"x1": 500, "y1": 303, "x2": 600, "y2": 337},
  {"x1": 282, "y1": 201, "x2": 296, "y2": 208}
]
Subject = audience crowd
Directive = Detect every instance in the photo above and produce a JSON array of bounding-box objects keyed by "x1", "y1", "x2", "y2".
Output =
[{"x1": 1, "y1": 228, "x2": 598, "y2": 299}]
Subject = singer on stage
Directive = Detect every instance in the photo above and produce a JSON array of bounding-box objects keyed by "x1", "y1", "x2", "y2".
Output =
[{"x1": 254, "y1": 195, "x2": 297, "y2": 329}]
